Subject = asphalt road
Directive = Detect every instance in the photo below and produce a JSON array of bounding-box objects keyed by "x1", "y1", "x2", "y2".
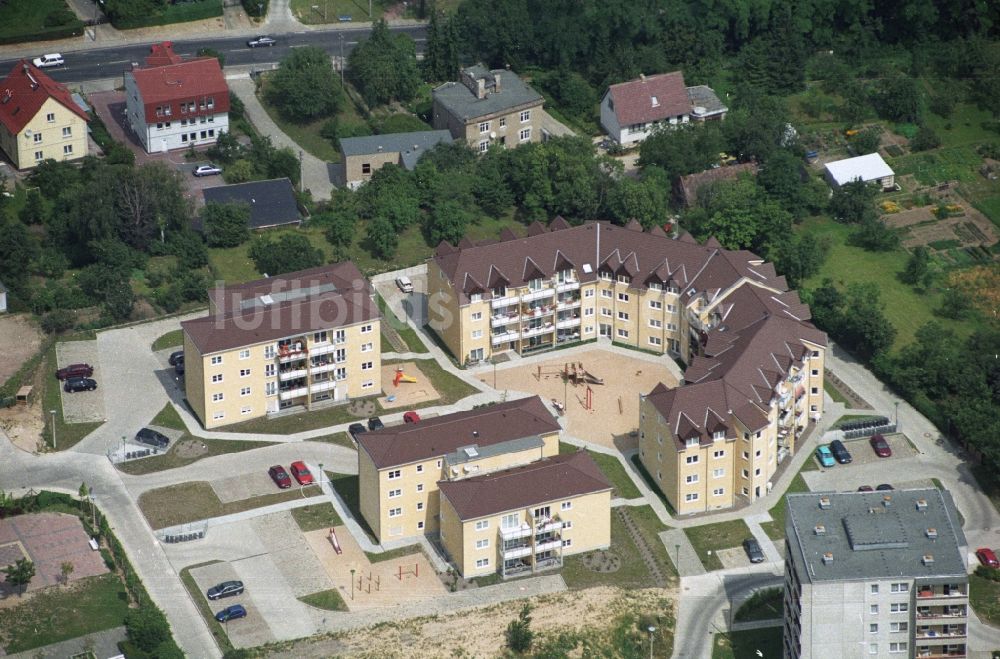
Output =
[{"x1": 4, "y1": 24, "x2": 426, "y2": 84}]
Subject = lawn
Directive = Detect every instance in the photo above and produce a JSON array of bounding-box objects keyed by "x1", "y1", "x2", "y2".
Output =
[
  {"x1": 290, "y1": 0, "x2": 395, "y2": 23},
  {"x1": 559, "y1": 443, "x2": 642, "y2": 499},
  {"x1": 375, "y1": 293, "x2": 429, "y2": 354},
  {"x1": 299, "y1": 588, "x2": 348, "y2": 610},
  {"x1": 151, "y1": 329, "x2": 184, "y2": 351},
  {"x1": 630, "y1": 455, "x2": 678, "y2": 516},
  {"x1": 824, "y1": 380, "x2": 849, "y2": 405},
  {"x1": 0, "y1": 574, "x2": 129, "y2": 654},
  {"x1": 922, "y1": 103, "x2": 999, "y2": 149},
  {"x1": 888, "y1": 144, "x2": 982, "y2": 186},
  {"x1": 972, "y1": 194, "x2": 1000, "y2": 231},
  {"x1": 799, "y1": 215, "x2": 981, "y2": 350},
  {"x1": 711, "y1": 626, "x2": 783, "y2": 659},
  {"x1": 179, "y1": 561, "x2": 234, "y2": 654},
  {"x1": 733, "y1": 587, "x2": 783, "y2": 622},
  {"x1": 366, "y1": 544, "x2": 425, "y2": 563},
  {"x1": 831, "y1": 414, "x2": 878, "y2": 428},
  {"x1": 219, "y1": 397, "x2": 379, "y2": 434},
  {"x1": 43, "y1": 342, "x2": 104, "y2": 451},
  {"x1": 0, "y1": 0, "x2": 82, "y2": 43},
  {"x1": 291, "y1": 503, "x2": 343, "y2": 532},
  {"x1": 971, "y1": 573, "x2": 1000, "y2": 627},
  {"x1": 562, "y1": 505, "x2": 674, "y2": 589},
  {"x1": 138, "y1": 481, "x2": 322, "y2": 529},
  {"x1": 760, "y1": 470, "x2": 811, "y2": 541},
  {"x1": 683, "y1": 519, "x2": 753, "y2": 572},
  {"x1": 383, "y1": 357, "x2": 479, "y2": 406},
  {"x1": 310, "y1": 431, "x2": 354, "y2": 448}
]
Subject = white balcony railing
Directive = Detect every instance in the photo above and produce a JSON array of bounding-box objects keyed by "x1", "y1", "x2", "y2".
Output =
[
  {"x1": 491, "y1": 295, "x2": 519, "y2": 309},
  {"x1": 521, "y1": 324, "x2": 554, "y2": 338},
  {"x1": 311, "y1": 363, "x2": 338, "y2": 376},
  {"x1": 556, "y1": 281, "x2": 580, "y2": 293},
  {"x1": 310, "y1": 380, "x2": 337, "y2": 394},
  {"x1": 501, "y1": 545, "x2": 532, "y2": 559},
  {"x1": 279, "y1": 368, "x2": 307, "y2": 381},
  {"x1": 521, "y1": 288, "x2": 555, "y2": 303},
  {"x1": 279, "y1": 386, "x2": 307, "y2": 400},
  {"x1": 556, "y1": 317, "x2": 581, "y2": 330},
  {"x1": 556, "y1": 298, "x2": 581, "y2": 310},
  {"x1": 535, "y1": 539, "x2": 562, "y2": 553},
  {"x1": 492, "y1": 330, "x2": 520, "y2": 345},
  {"x1": 500, "y1": 524, "x2": 532, "y2": 540},
  {"x1": 278, "y1": 350, "x2": 308, "y2": 364},
  {"x1": 309, "y1": 343, "x2": 340, "y2": 357},
  {"x1": 535, "y1": 518, "x2": 562, "y2": 533},
  {"x1": 491, "y1": 314, "x2": 517, "y2": 326}
]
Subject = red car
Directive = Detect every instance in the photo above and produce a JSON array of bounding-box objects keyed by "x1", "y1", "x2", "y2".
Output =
[
  {"x1": 268, "y1": 465, "x2": 291, "y2": 489},
  {"x1": 403, "y1": 411, "x2": 421, "y2": 424},
  {"x1": 56, "y1": 363, "x2": 93, "y2": 380},
  {"x1": 289, "y1": 461, "x2": 314, "y2": 485},
  {"x1": 977, "y1": 547, "x2": 999, "y2": 569},
  {"x1": 869, "y1": 434, "x2": 892, "y2": 458}
]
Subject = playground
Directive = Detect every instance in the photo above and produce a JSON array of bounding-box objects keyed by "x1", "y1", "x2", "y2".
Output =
[
  {"x1": 378, "y1": 361, "x2": 441, "y2": 410},
  {"x1": 483, "y1": 348, "x2": 679, "y2": 449},
  {"x1": 303, "y1": 526, "x2": 446, "y2": 611}
]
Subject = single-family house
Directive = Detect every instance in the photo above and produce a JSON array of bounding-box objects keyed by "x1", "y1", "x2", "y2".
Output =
[
  {"x1": 676, "y1": 162, "x2": 759, "y2": 207},
  {"x1": 823, "y1": 153, "x2": 895, "y2": 191},
  {"x1": 0, "y1": 61, "x2": 89, "y2": 170},
  {"x1": 600, "y1": 72, "x2": 727, "y2": 146},
  {"x1": 339, "y1": 129, "x2": 452, "y2": 190},
  {"x1": 432, "y1": 65, "x2": 544, "y2": 153},
  {"x1": 125, "y1": 42, "x2": 229, "y2": 154},
  {"x1": 202, "y1": 178, "x2": 300, "y2": 231}
]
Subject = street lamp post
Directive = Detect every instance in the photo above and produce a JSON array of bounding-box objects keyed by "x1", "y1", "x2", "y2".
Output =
[
  {"x1": 894, "y1": 401, "x2": 899, "y2": 427},
  {"x1": 675, "y1": 543, "x2": 680, "y2": 572},
  {"x1": 647, "y1": 625, "x2": 656, "y2": 659},
  {"x1": 49, "y1": 409, "x2": 57, "y2": 449},
  {"x1": 350, "y1": 568, "x2": 355, "y2": 600},
  {"x1": 318, "y1": 463, "x2": 324, "y2": 489},
  {"x1": 338, "y1": 33, "x2": 345, "y2": 85}
]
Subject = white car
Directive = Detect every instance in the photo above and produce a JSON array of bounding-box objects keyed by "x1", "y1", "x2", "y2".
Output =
[
  {"x1": 395, "y1": 276, "x2": 413, "y2": 293},
  {"x1": 32, "y1": 54, "x2": 64, "y2": 68},
  {"x1": 193, "y1": 164, "x2": 223, "y2": 177}
]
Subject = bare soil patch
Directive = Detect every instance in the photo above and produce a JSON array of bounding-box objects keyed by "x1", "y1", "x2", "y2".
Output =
[
  {"x1": 0, "y1": 314, "x2": 43, "y2": 386},
  {"x1": 379, "y1": 361, "x2": 441, "y2": 410}
]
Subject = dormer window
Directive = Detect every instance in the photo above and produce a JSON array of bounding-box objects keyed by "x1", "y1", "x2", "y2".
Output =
[
  {"x1": 528, "y1": 278, "x2": 543, "y2": 291},
  {"x1": 556, "y1": 269, "x2": 574, "y2": 284},
  {"x1": 493, "y1": 285, "x2": 506, "y2": 298},
  {"x1": 666, "y1": 285, "x2": 679, "y2": 294},
  {"x1": 651, "y1": 95, "x2": 660, "y2": 107},
  {"x1": 685, "y1": 437, "x2": 698, "y2": 448},
  {"x1": 470, "y1": 293, "x2": 482, "y2": 303},
  {"x1": 599, "y1": 270, "x2": 613, "y2": 281},
  {"x1": 649, "y1": 282, "x2": 662, "y2": 291},
  {"x1": 712, "y1": 430, "x2": 725, "y2": 441},
  {"x1": 617, "y1": 274, "x2": 630, "y2": 284}
]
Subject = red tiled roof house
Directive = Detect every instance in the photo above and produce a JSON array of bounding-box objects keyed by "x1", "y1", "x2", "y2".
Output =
[
  {"x1": 0, "y1": 61, "x2": 89, "y2": 169},
  {"x1": 124, "y1": 42, "x2": 229, "y2": 154}
]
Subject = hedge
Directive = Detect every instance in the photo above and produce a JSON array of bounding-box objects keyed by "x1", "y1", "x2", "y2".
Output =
[
  {"x1": 241, "y1": 0, "x2": 269, "y2": 17},
  {"x1": 0, "y1": 23, "x2": 83, "y2": 46},
  {"x1": 111, "y1": 1, "x2": 222, "y2": 30}
]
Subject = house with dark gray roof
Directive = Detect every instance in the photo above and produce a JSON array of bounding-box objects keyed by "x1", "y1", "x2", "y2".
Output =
[
  {"x1": 784, "y1": 489, "x2": 968, "y2": 659},
  {"x1": 201, "y1": 178, "x2": 300, "y2": 231},
  {"x1": 339, "y1": 129, "x2": 452, "y2": 189},
  {"x1": 432, "y1": 65, "x2": 545, "y2": 152}
]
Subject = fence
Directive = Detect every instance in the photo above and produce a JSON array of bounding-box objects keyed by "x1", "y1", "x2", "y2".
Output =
[
  {"x1": 158, "y1": 522, "x2": 208, "y2": 544},
  {"x1": 838, "y1": 416, "x2": 899, "y2": 440}
]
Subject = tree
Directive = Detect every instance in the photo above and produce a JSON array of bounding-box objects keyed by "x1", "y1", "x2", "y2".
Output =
[
  {"x1": 202, "y1": 202, "x2": 251, "y2": 248},
  {"x1": 638, "y1": 124, "x2": 723, "y2": 181},
  {"x1": 103, "y1": 276, "x2": 136, "y2": 322},
  {"x1": 426, "y1": 199, "x2": 474, "y2": 246},
  {"x1": 721, "y1": 94, "x2": 791, "y2": 162},
  {"x1": 247, "y1": 233, "x2": 324, "y2": 276},
  {"x1": 505, "y1": 603, "x2": 534, "y2": 653},
  {"x1": 422, "y1": 10, "x2": 458, "y2": 82},
  {"x1": 901, "y1": 246, "x2": 933, "y2": 288},
  {"x1": 366, "y1": 216, "x2": 399, "y2": 259},
  {"x1": 324, "y1": 215, "x2": 356, "y2": 260},
  {"x1": 851, "y1": 215, "x2": 900, "y2": 252},
  {"x1": 838, "y1": 283, "x2": 897, "y2": 360},
  {"x1": 771, "y1": 234, "x2": 830, "y2": 289},
  {"x1": 849, "y1": 127, "x2": 882, "y2": 155},
  {"x1": 125, "y1": 606, "x2": 171, "y2": 653},
  {"x1": 910, "y1": 124, "x2": 941, "y2": 151},
  {"x1": 0, "y1": 220, "x2": 37, "y2": 298},
  {"x1": 349, "y1": 20, "x2": 420, "y2": 107},
  {"x1": 169, "y1": 230, "x2": 209, "y2": 270},
  {"x1": 3, "y1": 558, "x2": 35, "y2": 596},
  {"x1": 115, "y1": 162, "x2": 190, "y2": 251},
  {"x1": 829, "y1": 180, "x2": 877, "y2": 224},
  {"x1": 19, "y1": 188, "x2": 47, "y2": 225},
  {"x1": 60, "y1": 561, "x2": 74, "y2": 586},
  {"x1": 607, "y1": 169, "x2": 670, "y2": 229},
  {"x1": 873, "y1": 73, "x2": 921, "y2": 123},
  {"x1": 266, "y1": 46, "x2": 343, "y2": 122}
]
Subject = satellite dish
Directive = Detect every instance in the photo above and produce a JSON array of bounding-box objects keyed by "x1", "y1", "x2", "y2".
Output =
[
  {"x1": 24, "y1": 129, "x2": 32, "y2": 138},
  {"x1": 489, "y1": 131, "x2": 496, "y2": 139}
]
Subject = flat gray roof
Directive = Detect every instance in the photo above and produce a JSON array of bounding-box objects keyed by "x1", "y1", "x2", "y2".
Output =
[
  {"x1": 339, "y1": 129, "x2": 453, "y2": 169},
  {"x1": 444, "y1": 435, "x2": 544, "y2": 467},
  {"x1": 433, "y1": 65, "x2": 543, "y2": 122},
  {"x1": 786, "y1": 488, "x2": 967, "y2": 583}
]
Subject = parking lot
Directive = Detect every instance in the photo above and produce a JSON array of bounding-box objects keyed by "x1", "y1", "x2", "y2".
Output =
[
  {"x1": 804, "y1": 434, "x2": 934, "y2": 493},
  {"x1": 830, "y1": 433, "x2": 917, "y2": 467},
  {"x1": 56, "y1": 339, "x2": 105, "y2": 423},
  {"x1": 189, "y1": 561, "x2": 275, "y2": 648}
]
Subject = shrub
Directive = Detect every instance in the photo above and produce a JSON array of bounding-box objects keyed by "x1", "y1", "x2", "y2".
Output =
[
  {"x1": 506, "y1": 603, "x2": 534, "y2": 654},
  {"x1": 976, "y1": 565, "x2": 1000, "y2": 582},
  {"x1": 41, "y1": 309, "x2": 76, "y2": 334},
  {"x1": 154, "y1": 286, "x2": 183, "y2": 313},
  {"x1": 910, "y1": 125, "x2": 942, "y2": 152},
  {"x1": 241, "y1": 0, "x2": 269, "y2": 17}
]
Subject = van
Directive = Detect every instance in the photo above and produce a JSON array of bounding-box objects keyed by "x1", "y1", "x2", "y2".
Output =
[{"x1": 395, "y1": 276, "x2": 413, "y2": 293}]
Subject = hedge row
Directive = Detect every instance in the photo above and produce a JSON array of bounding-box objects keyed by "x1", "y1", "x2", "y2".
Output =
[
  {"x1": 111, "y1": 1, "x2": 222, "y2": 30},
  {"x1": 241, "y1": 0, "x2": 269, "y2": 18},
  {"x1": 0, "y1": 336, "x2": 54, "y2": 401},
  {"x1": 0, "y1": 23, "x2": 83, "y2": 46}
]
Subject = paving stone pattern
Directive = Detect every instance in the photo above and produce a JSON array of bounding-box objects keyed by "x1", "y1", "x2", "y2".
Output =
[{"x1": 55, "y1": 340, "x2": 106, "y2": 423}]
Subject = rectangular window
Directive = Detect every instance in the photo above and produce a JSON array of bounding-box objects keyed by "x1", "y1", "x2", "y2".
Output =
[
  {"x1": 713, "y1": 450, "x2": 725, "y2": 458},
  {"x1": 364, "y1": 382, "x2": 375, "y2": 392},
  {"x1": 388, "y1": 489, "x2": 401, "y2": 498},
  {"x1": 601, "y1": 289, "x2": 612, "y2": 298},
  {"x1": 666, "y1": 304, "x2": 675, "y2": 312},
  {"x1": 618, "y1": 292, "x2": 629, "y2": 302},
  {"x1": 240, "y1": 387, "x2": 250, "y2": 397},
  {"x1": 617, "y1": 311, "x2": 629, "y2": 321},
  {"x1": 335, "y1": 368, "x2": 347, "y2": 381},
  {"x1": 212, "y1": 393, "x2": 224, "y2": 402},
  {"x1": 890, "y1": 603, "x2": 908, "y2": 613},
  {"x1": 46, "y1": 112, "x2": 56, "y2": 122},
  {"x1": 584, "y1": 308, "x2": 594, "y2": 317},
  {"x1": 685, "y1": 455, "x2": 699, "y2": 464},
  {"x1": 890, "y1": 583, "x2": 909, "y2": 593},
  {"x1": 869, "y1": 644, "x2": 878, "y2": 656},
  {"x1": 649, "y1": 299, "x2": 662, "y2": 310},
  {"x1": 561, "y1": 501, "x2": 572, "y2": 511},
  {"x1": 388, "y1": 508, "x2": 402, "y2": 518},
  {"x1": 871, "y1": 584, "x2": 879, "y2": 594},
  {"x1": 478, "y1": 140, "x2": 489, "y2": 153},
  {"x1": 685, "y1": 474, "x2": 699, "y2": 483},
  {"x1": 62, "y1": 127, "x2": 72, "y2": 138},
  {"x1": 416, "y1": 464, "x2": 423, "y2": 473},
  {"x1": 479, "y1": 121, "x2": 490, "y2": 134},
  {"x1": 889, "y1": 643, "x2": 907, "y2": 653},
  {"x1": 584, "y1": 289, "x2": 594, "y2": 298},
  {"x1": 519, "y1": 128, "x2": 531, "y2": 142},
  {"x1": 360, "y1": 324, "x2": 372, "y2": 334},
  {"x1": 648, "y1": 336, "x2": 662, "y2": 346},
  {"x1": 181, "y1": 134, "x2": 189, "y2": 143},
  {"x1": 63, "y1": 145, "x2": 73, "y2": 155},
  {"x1": 362, "y1": 361, "x2": 373, "y2": 371},
  {"x1": 265, "y1": 382, "x2": 277, "y2": 396},
  {"x1": 416, "y1": 483, "x2": 424, "y2": 492},
  {"x1": 562, "y1": 520, "x2": 573, "y2": 529},
  {"x1": 649, "y1": 318, "x2": 662, "y2": 328},
  {"x1": 361, "y1": 343, "x2": 373, "y2": 353},
  {"x1": 869, "y1": 624, "x2": 878, "y2": 633},
  {"x1": 520, "y1": 110, "x2": 531, "y2": 123},
  {"x1": 475, "y1": 520, "x2": 489, "y2": 531},
  {"x1": 313, "y1": 331, "x2": 328, "y2": 343},
  {"x1": 212, "y1": 374, "x2": 223, "y2": 383},
  {"x1": 239, "y1": 349, "x2": 250, "y2": 359},
  {"x1": 241, "y1": 406, "x2": 252, "y2": 415},
  {"x1": 561, "y1": 539, "x2": 572, "y2": 547},
  {"x1": 34, "y1": 151, "x2": 43, "y2": 161},
  {"x1": 472, "y1": 330, "x2": 483, "y2": 339},
  {"x1": 388, "y1": 470, "x2": 401, "y2": 480},
  {"x1": 476, "y1": 558, "x2": 489, "y2": 568},
  {"x1": 240, "y1": 369, "x2": 250, "y2": 377},
  {"x1": 471, "y1": 312, "x2": 482, "y2": 321},
  {"x1": 601, "y1": 307, "x2": 612, "y2": 317},
  {"x1": 499, "y1": 117, "x2": 506, "y2": 128},
  {"x1": 742, "y1": 469, "x2": 749, "y2": 479},
  {"x1": 890, "y1": 622, "x2": 907, "y2": 632},
  {"x1": 213, "y1": 411, "x2": 225, "y2": 420},
  {"x1": 417, "y1": 521, "x2": 424, "y2": 530},
  {"x1": 685, "y1": 493, "x2": 699, "y2": 502},
  {"x1": 264, "y1": 345, "x2": 276, "y2": 359},
  {"x1": 713, "y1": 468, "x2": 725, "y2": 478},
  {"x1": 211, "y1": 356, "x2": 223, "y2": 365},
  {"x1": 616, "y1": 328, "x2": 629, "y2": 338},
  {"x1": 712, "y1": 488, "x2": 724, "y2": 496},
  {"x1": 476, "y1": 538, "x2": 489, "y2": 549}
]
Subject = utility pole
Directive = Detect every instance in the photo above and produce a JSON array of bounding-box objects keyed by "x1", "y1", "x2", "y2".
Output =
[
  {"x1": 49, "y1": 409, "x2": 57, "y2": 449},
  {"x1": 339, "y1": 33, "x2": 345, "y2": 85},
  {"x1": 298, "y1": 150, "x2": 304, "y2": 193}
]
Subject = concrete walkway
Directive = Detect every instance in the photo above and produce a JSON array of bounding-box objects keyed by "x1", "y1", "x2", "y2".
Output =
[
  {"x1": 227, "y1": 75, "x2": 334, "y2": 201},
  {"x1": 730, "y1": 618, "x2": 783, "y2": 632},
  {"x1": 744, "y1": 513, "x2": 782, "y2": 564},
  {"x1": 661, "y1": 528, "x2": 706, "y2": 577}
]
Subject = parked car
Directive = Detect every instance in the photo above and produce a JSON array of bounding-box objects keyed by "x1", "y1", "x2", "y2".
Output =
[
  {"x1": 193, "y1": 164, "x2": 223, "y2": 177},
  {"x1": 268, "y1": 465, "x2": 291, "y2": 489},
  {"x1": 976, "y1": 548, "x2": 1000, "y2": 569},
  {"x1": 214, "y1": 604, "x2": 247, "y2": 622},
  {"x1": 368, "y1": 416, "x2": 384, "y2": 431},
  {"x1": 869, "y1": 434, "x2": 892, "y2": 458},
  {"x1": 743, "y1": 538, "x2": 765, "y2": 564},
  {"x1": 247, "y1": 35, "x2": 276, "y2": 47},
  {"x1": 857, "y1": 485, "x2": 874, "y2": 492},
  {"x1": 290, "y1": 461, "x2": 314, "y2": 485},
  {"x1": 168, "y1": 351, "x2": 184, "y2": 366},
  {"x1": 876, "y1": 483, "x2": 894, "y2": 491},
  {"x1": 64, "y1": 377, "x2": 97, "y2": 393},
  {"x1": 135, "y1": 427, "x2": 169, "y2": 449},
  {"x1": 32, "y1": 53, "x2": 64, "y2": 68},
  {"x1": 403, "y1": 411, "x2": 421, "y2": 424},
  {"x1": 815, "y1": 445, "x2": 835, "y2": 468},
  {"x1": 206, "y1": 580, "x2": 244, "y2": 600},
  {"x1": 829, "y1": 439, "x2": 852, "y2": 464},
  {"x1": 395, "y1": 276, "x2": 413, "y2": 293},
  {"x1": 348, "y1": 423, "x2": 367, "y2": 439},
  {"x1": 56, "y1": 363, "x2": 93, "y2": 380}
]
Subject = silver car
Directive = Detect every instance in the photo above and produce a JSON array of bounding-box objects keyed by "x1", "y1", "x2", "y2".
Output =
[
  {"x1": 193, "y1": 164, "x2": 223, "y2": 177},
  {"x1": 32, "y1": 53, "x2": 64, "y2": 68}
]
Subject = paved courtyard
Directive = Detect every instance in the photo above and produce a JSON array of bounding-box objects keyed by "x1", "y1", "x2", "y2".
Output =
[{"x1": 0, "y1": 513, "x2": 107, "y2": 595}]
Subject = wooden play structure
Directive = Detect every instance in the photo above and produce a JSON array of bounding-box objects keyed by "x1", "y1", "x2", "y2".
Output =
[
  {"x1": 393, "y1": 367, "x2": 418, "y2": 387},
  {"x1": 356, "y1": 571, "x2": 381, "y2": 594},
  {"x1": 536, "y1": 362, "x2": 604, "y2": 386},
  {"x1": 397, "y1": 562, "x2": 419, "y2": 580}
]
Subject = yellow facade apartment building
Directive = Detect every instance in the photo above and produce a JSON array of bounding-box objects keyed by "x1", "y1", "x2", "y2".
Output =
[
  {"x1": 181, "y1": 262, "x2": 381, "y2": 429},
  {"x1": 0, "y1": 61, "x2": 89, "y2": 170},
  {"x1": 356, "y1": 396, "x2": 611, "y2": 577},
  {"x1": 429, "y1": 219, "x2": 826, "y2": 513}
]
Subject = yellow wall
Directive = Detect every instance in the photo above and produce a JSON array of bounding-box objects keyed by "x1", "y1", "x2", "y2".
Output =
[
  {"x1": 183, "y1": 331, "x2": 206, "y2": 427},
  {"x1": 358, "y1": 447, "x2": 382, "y2": 540},
  {"x1": 426, "y1": 260, "x2": 466, "y2": 361},
  {"x1": 0, "y1": 97, "x2": 87, "y2": 170}
]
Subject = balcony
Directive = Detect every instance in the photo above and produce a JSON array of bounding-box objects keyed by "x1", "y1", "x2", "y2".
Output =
[
  {"x1": 491, "y1": 312, "x2": 519, "y2": 326},
  {"x1": 310, "y1": 380, "x2": 336, "y2": 394},
  {"x1": 556, "y1": 317, "x2": 581, "y2": 330},
  {"x1": 491, "y1": 295, "x2": 520, "y2": 309},
  {"x1": 311, "y1": 362, "x2": 338, "y2": 377},
  {"x1": 522, "y1": 323, "x2": 554, "y2": 339},
  {"x1": 917, "y1": 609, "x2": 967, "y2": 620},
  {"x1": 521, "y1": 305, "x2": 554, "y2": 322},
  {"x1": 492, "y1": 330, "x2": 520, "y2": 345},
  {"x1": 279, "y1": 386, "x2": 307, "y2": 401},
  {"x1": 278, "y1": 345, "x2": 308, "y2": 363},
  {"x1": 500, "y1": 525, "x2": 532, "y2": 540},
  {"x1": 501, "y1": 544, "x2": 532, "y2": 559},
  {"x1": 916, "y1": 629, "x2": 967, "y2": 640},
  {"x1": 555, "y1": 280, "x2": 580, "y2": 293},
  {"x1": 556, "y1": 297, "x2": 581, "y2": 310},
  {"x1": 309, "y1": 342, "x2": 342, "y2": 357},
  {"x1": 916, "y1": 653, "x2": 966, "y2": 659},
  {"x1": 918, "y1": 589, "x2": 968, "y2": 600},
  {"x1": 535, "y1": 538, "x2": 562, "y2": 553},
  {"x1": 534, "y1": 517, "x2": 562, "y2": 534},
  {"x1": 521, "y1": 288, "x2": 555, "y2": 303},
  {"x1": 278, "y1": 368, "x2": 307, "y2": 382}
]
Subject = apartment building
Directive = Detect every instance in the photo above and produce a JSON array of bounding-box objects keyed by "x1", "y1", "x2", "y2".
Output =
[
  {"x1": 181, "y1": 262, "x2": 381, "y2": 429},
  {"x1": 432, "y1": 64, "x2": 544, "y2": 152},
  {"x1": 784, "y1": 489, "x2": 968, "y2": 659},
  {"x1": 125, "y1": 42, "x2": 229, "y2": 153},
  {"x1": 0, "y1": 61, "x2": 89, "y2": 170},
  {"x1": 438, "y1": 450, "x2": 611, "y2": 578}
]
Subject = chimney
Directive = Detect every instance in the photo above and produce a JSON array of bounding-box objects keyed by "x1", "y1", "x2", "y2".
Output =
[
  {"x1": 926, "y1": 528, "x2": 938, "y2": 539},
  {"x1": 639, "y1": 73, "x2": 646, "y2": 82},
  {"x1": 494, "y1": 72, "x2": 501, "y2": 93},
  {"x1": 813, "y1": 524, "x2": 826, "y2": 536},
  {"x1": 882, "y1": 495, "x2": 892, "y2": 508},
  {"x1": 821, "y1": 552, "x2": 834, "y2": 565},
  {"x1": 477, "y1": 77, "x2": 486, "y2": 100},
  {"x1": 916, "y1": 498, "x2": 928, "y2": 511},
  {"x1": 922, "y1": 554, "x2": 934, "y2": 566},
  {"x1": 818, "y1": 496, "x2": 831, "y2": 510}
]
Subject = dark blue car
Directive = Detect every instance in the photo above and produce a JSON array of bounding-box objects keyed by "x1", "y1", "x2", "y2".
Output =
[{"x1": 215, "y1": 604, "x2": 247, "y2": 622}]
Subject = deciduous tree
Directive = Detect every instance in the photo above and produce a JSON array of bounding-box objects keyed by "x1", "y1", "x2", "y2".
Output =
[
  {"x1": 202, "y1": 202, "x2": 251, "y2": 248},
  {"x1": 266, "y1": 46, "x2": 343, "y2": 122},
  {"x1": 247, "y1": 233, "x2": 324, "y2": 276}
]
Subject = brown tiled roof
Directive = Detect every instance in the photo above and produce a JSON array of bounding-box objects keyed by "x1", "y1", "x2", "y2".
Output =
[
  {"x1": 130, "y1": 43, "x2": 229, "y2": 124},
  {"x1": 438, "y1": 450, "x2": 611, "y2": 521},
  {"x1": 0, "y1": 61, "x2": 89, "y2": 135},
  {"x1": 677, "y1": 163, "x2": 759, "y2": 207},
  {"x1": 606, "y1": 72, "x2": 690, "y2": 126},
  {"x1": 357, "y1": 396, "x2": 561, "y2": 469},
  {"x1": 183, "y1": 262, "x2": 379, "y2": 355}
]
